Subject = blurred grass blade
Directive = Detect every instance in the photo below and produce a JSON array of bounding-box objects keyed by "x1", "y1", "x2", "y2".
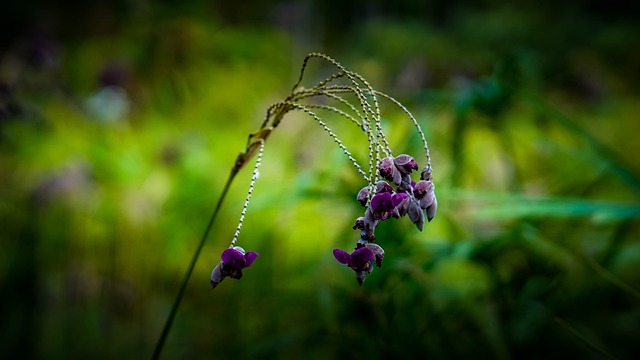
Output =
[
  {"x1": 152, "y1": 167, "x2": 238, "y2": 360},
  {"x1": 530, "y1": 96, "x2": 640, "y2": 194},
  {"x1": 554, "y1": 317, "x2": 619, "y2": 360},
  {"x1": 581, "y1": 255, "x2": 640, "y2": 303},
  {"x1": 447, "y1": 189, "x2": 640, "y2": 221}
]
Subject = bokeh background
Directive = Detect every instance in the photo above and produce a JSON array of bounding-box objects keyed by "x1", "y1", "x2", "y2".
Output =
[{"x1": 2, "y1": 0, "x2": 640, "y2": 359}]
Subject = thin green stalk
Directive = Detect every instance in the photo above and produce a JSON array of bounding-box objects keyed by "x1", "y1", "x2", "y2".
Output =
[{"x1": 151, "y1": 167, "x2": 238, "y2": 360}]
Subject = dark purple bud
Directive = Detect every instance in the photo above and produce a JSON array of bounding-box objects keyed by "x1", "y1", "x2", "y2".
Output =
[
  {"x1": 394, "y1": 154, "x2": 419, "y2": 175},
  {"x1": 421, "y1": 166, "x2": 433, "y2": 181},
  {"x1": 356, "y1": 271, "x2": 367, "y2": 286},
  {"x1": 379, "y1": 156, "x2": 402, "y2": 185},
  {"x1": 375, "y1": 181, "x2": 394, "y2": 194},
  {"x1": 426, "y1": 196, "x2": 438, "y2": 222}
]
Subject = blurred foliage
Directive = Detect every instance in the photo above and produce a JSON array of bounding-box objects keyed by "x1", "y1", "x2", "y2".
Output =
[{"x1": 1, "y1": 0, "x2": 639, "y2": 359}]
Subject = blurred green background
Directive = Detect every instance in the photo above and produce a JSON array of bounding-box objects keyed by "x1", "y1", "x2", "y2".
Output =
[{"x1": 1, "y1": 0, "x2": 639, "y2": 359}]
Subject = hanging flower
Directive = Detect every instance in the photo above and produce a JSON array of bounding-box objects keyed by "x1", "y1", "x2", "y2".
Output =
[
  {"x1": 210, "y1": 246, "x2": 259, "y2": 289},
  {"x1": 333, "y1": 247, "x2": 375, "y2": 285}
]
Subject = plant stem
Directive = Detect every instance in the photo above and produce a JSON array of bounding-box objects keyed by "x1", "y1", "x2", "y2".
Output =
[{"x1": 151, "y1": 167, "x2": 238, "y2": 360}]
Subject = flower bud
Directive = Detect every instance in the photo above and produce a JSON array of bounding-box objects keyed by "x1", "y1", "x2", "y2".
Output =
[
  {"x1": 412, "y1": 180, "x2": 433, "y2": 199},
  {"x1": 375, "y1": 181, "x2": 394, "y2": 194},
  {"x1": 394, "y1": 154, "x2": 419, "y2": 175},
  {"x1": 407, "y1": 198, "x2": 425, "y2": 231},
  {"x1": 421, "y1": 166, "x2": 433, "y2": 181},
  {"x1": 426, "y1": 196, "x2": 437, "y2": 222},
  {"x1": 356, "y1": 186, "x2": 369, "y2": 207},
  {"x1": 379, "y1": 156, "x2": 402, "y2": 185},
  {"x1": 210, "y1": 262, "x2": 224, "y2": 289}
]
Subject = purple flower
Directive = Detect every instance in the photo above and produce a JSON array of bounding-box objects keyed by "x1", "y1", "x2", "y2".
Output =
[
  {"x1": 391, "y1": 192, "x2": 410, "y2": 217},
  {"x1": 370, "y1": 192, "x2": 393, "y2": 220},
  {"x1": 210, "y1": 246, "x2": 259, "y2": 289},
  {"x1": 333, "y1": 247, "x2": 375, "y2": 285},
  {"x1": 379, "y1": 156, "x2": 402, "y2": 185},
  {"x1": 370, "y1": 191, "x2": 410, "y2": 220},
  {"x1": 394, "y1": 154, "x2": 419, "y2": 175}
]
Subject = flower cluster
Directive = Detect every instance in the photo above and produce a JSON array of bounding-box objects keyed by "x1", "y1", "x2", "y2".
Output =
[
  {"x1": 207, "y1": 54, "x2": 436, "y2": 290},
  {"x1": 334, "y1": 154, "x2": 437, "y2": 285}
]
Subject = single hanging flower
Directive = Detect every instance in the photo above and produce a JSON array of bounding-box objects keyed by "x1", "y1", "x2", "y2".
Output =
[
  {"x1": 333, "y1": 247, "x2": 375, "y2": 285},
  {"x1": 210, "y1": 246, "x2": 259, "y2": 289}
]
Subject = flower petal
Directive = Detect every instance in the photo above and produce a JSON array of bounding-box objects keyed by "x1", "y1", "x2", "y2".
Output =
[
  {"x1": 333, "y1": 249, "x2": 351, "y2": 264},
  {"x1": 391, "y1": 192, "x2": 409, "y2": 208},
  {"x1": 221, "y1": 248, "x2": 243, "y2": 264},
  {"x1": 210, "y1": 262, "x2": 224, "y2": 289},
  {"x1": 244, "y1": 251, "x2": 259, "y2": 267},
  {"x1": 408, "y1": 200, "x2": 425, "y2": 231},
  {"x1": 351, "y1": 247, "x2": 375, "y2": 264},
  {"x1": 365, "y1": 243, "x2": 385, "y2": 267},
  {"x1": 426, "y1": 196, "x2": 438, "y2": 222},
  {"x1": 370, "y1": 192, "x2": 394, "y2": 220}
]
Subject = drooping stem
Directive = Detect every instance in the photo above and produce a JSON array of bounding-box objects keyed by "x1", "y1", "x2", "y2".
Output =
[
  {"x1": 231, "y1": 141, "x2": 265, "y2": 246},
  {"x1": 151, "y1": 167, "x2": 238, "y2": 360}
]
